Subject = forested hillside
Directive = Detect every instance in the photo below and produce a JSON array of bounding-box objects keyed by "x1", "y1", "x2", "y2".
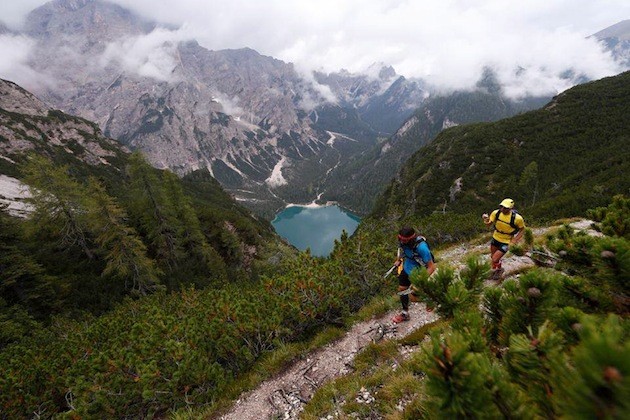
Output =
[
  {"x1": 372, "y1": 71, "x2": 630, "y2": 222},
  {"x1": 0, "y1": 77, "x2": 292, "y2": 320},
  {"x1": 323, "y1": 79, "x2": 548, "y2": 215}
]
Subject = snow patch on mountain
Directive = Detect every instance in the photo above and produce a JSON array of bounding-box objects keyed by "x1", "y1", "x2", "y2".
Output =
[
  {"x1": 221, "y1": 158, "x2": 246, "y2": 177},
  {"x1": 266, "y1": 156, "x2": 288, "y2": 187},
  {"x1": 442, "y1": 117, "x2": 458, "y2": 129},
  {"x1": 326, "y1": 131, "x2": 337, "y2": 145},
  {"x1": 0, "y1": 174, "x2": 33, "y2": 217},
  {"x1": 326, "y1": 131, "x2": 358, "y2": 146}
]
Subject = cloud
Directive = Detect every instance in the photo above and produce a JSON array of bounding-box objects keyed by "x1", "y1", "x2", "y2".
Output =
[
  {"x1": 99, "y1": 27, "x2": 194, "y2": 82},
  {"x1": 110, "y1": 0, "x2": 629, "y2": 97},
  {"x1": 1, "y1": 0, "x2": 629, "y2": 98},
  {"x1": 0, "y1": 0, "x2": 47, "y2": 28},
  {"x1": 292, "y1": 63, "x2": 338, "y2": 111},
  {"x1": 211, "y1": 92, "x2": 247, "y2": 118},
  {"x1": 0, "y1": 34, "x2": 50, "y2": 90}
]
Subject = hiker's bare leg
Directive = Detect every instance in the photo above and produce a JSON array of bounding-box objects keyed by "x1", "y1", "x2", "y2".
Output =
[
  {"x1": 489, "y1": 244, "x2": 505, "y2": 279},
  {"x1": 396, "y1": 270, "x2": 414, "y2": 311},
  {"x1": 491, "y1": 249, "x2": 505, "y2": 267}
]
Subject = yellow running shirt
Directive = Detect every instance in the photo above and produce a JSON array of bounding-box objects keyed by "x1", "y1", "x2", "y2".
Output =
[{"x1": 490, "y1": 209, "x2": 525, "y2": 244}]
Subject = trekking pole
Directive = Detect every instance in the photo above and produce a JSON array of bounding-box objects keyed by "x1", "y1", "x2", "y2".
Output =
[
  {"x1": 383, "y1": 264, "x2": 397, "y2": 278},
  {"x1": 383, "y1": 248, "x2": 402, "y2": 278}
]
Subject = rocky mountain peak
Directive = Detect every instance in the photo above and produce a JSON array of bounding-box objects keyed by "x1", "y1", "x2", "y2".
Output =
[
  {"x1": 25, "y1": 0, "x2": 155, "y2": 40},
  {"x1": 476, "y1": 67, "x2": 502, "y2": 94},
  {"x1": 50, "y1": 0, "x2": 94, "y2": 12},
  {"x1": 0, "y1": 78, "x2": 50, "y2": 116},
  {"x1": 5, "y1": 0, "x2": 425, "y2": 217},
  {"x1": 0, "y1": 78, "x2": 126, "y2": 169},
  {"x1": 379, "y1": 65, "x2": 396, "y2": 80},
  {"x1": 592, "y1": 20, "x2": 630, "y2": 68},
  {"x1": 593, "y1": 19, "x2": 630, "y2": 41},
  {"x1": 364, "y1": 62, "x2": 397, "y2": 81}
]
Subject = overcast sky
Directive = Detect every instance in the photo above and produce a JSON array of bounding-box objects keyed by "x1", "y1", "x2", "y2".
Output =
[{"x1": 1, "y1": 0, "x2": 629, "y2": 97}]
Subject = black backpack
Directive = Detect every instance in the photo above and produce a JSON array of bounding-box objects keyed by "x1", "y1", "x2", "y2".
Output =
[
  {"x1": 400, "y1": 236, "x2": 436, "y2": 267},
  {"x1": 493, "y1": 209, "x2": 519, "y2": 235}
]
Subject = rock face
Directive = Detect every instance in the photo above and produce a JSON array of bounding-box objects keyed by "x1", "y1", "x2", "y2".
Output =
[
  {"x1": 14, "y1": 0, "x2": 425, "y2": 217},
  {"x1": 593, "y1": 20, "x2": 630, "y2": 69},
  {"x1": 314, "y1": 65, "x2": 426, "y2": 135},
  {"x1": 0, "y1": 78, "x2": 126, "y2": 170},
  {"x1": 0, "y1": 79, "x2": 49, "y2": 116},
  {"x1": 0, "y1": 175, "x2": 33, "y2": 218}
]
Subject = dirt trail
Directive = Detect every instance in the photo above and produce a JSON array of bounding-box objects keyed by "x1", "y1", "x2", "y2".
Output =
[
  {"x1": 219, "y1": 303, "x2": 438, "y2": 420},
  {"x1": 219, "y1": 220, "x2": 598, "y2": 419}
]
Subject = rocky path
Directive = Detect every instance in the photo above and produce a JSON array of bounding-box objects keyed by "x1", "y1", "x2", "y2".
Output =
[
  {"x1": 219, "y1": 303, "x2": 438, "y2": 420},
  {"x1": 218, "y1": 220, "x2": 597, "y2": 419}
]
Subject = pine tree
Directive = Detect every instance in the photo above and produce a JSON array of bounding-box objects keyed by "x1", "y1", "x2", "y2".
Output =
[
  {"x1": 499, "y1": 270, "x2": 559, "y2": 344},
  {"x1": 0, "y1": 206, "x2": 55, "y2": 345},
  {"x1": 161, "y1": 171, "x2": 227, "y2": 285},
  {"x1": 411, "y1": 259, "x2": 486, "y2": 318},
  {"x1": 519, "y1": 161, "x2": 539, "y2": 207},
  {"x1": 22, "y1": 155, "x2": 95, "y2": 259},
  {"x1": 505, "y1": 321, "x2": 565, "y2": 417},
  {"x1": 125, "y1": 153, "x2": 181, "y2": 270},
  {"x1": 0, "y1": 204, "x2": 59, "y2": 318},
  {"x1": 21, "y1": 155, "x2": 162, "y2": 296},
  {"x1": 83, "y1": 178, "x2": 162, "y2": 295},
  {"x1": 588, "y1": 195, "x2": 630, "y2": 239},
  {"x1": 422, "y1": 331, "x2": 501, "y2": 418}
]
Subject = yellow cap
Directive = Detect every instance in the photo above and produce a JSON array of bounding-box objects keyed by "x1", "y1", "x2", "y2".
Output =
[{"x1": 500, "y1": 198, "x2": 514, "y2": 208}]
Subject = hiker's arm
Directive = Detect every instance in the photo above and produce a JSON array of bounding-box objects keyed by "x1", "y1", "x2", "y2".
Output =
[
  {"x1": 482, "y1": 212, "x2": 492, "y2": 225},
  {"x1": 425, "y1": 260, "x2": 436, "y2": 275},
  {"x1": 511, "y1": 228, "x2": 525, "y2": 244}
]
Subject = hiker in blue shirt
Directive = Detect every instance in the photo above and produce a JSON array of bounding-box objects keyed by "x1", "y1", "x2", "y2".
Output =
[{"x1": 392, "y1": 227, "x2": 436, "y2": 323}]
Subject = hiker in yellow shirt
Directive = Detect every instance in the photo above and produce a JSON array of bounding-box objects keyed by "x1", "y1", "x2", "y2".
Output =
[{"x1": 481, "y1": 198, "x2": 525, "y2": 280}]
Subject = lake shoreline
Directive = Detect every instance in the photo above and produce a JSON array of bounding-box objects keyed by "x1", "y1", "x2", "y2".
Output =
[
  {"x1": 273, "y1": 200, "x2": 362, "y2": 223},
  {"x1": 271, "y1": 204, "x2": 361, "y2": 257}
]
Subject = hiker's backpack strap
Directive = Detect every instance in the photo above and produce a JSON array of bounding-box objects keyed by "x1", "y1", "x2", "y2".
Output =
[
  {"x1": 509, "y1": 211, "x2": 517, "y2": 233},
  {"x1": 493, "y1": 209, "x2": 519, "y2": 235},
  {"x1": 492, "y1": 209, "x2": 503, "y2": 233},
  {"x1": 412, "y1": 236, "x2": 436, "y2": 266}
]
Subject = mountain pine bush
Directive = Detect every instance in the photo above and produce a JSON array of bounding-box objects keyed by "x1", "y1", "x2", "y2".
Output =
[
  {"x1": 554, "y1": 315, "x2": 630, "y2": 419},
  {"x1": 588, "y1": 194, "x2": 630, "y2": 239},
  {"x1": 410, "y1": 258, "x2": 487, "y2": 318}
]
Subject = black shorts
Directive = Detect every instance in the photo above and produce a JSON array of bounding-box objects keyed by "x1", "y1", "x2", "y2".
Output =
[
  {"x1": 398, "y1": 270, "x2": 411, "y2": 287},
  {"x1": 491, "y1": 238, "x2": 509, "y2": 254}
]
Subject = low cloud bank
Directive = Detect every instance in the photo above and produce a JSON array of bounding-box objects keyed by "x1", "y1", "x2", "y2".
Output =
[{"x1": 99, "y1": 27, "x2": 194, "y2": 82}]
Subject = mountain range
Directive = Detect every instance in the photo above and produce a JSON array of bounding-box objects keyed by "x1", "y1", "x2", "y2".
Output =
[
  {"x1": 6, "y1": 0, "x2": 426, "y2": 217},
  {"x1": 592, "y1": 19, "x2": 630, "y2": 67},
  {"x1": 2, "y1": 0, "x2": 629, "y2": 218}
]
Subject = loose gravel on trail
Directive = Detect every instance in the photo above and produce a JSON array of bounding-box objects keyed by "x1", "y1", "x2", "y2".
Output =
[{"x1": 219, "y1": 304, "x2": 439, "y2": 420}]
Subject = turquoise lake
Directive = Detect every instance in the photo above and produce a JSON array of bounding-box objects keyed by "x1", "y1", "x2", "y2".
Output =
[{"x1": 271, "y1": 205, "x2": 361, "y2": 257}]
